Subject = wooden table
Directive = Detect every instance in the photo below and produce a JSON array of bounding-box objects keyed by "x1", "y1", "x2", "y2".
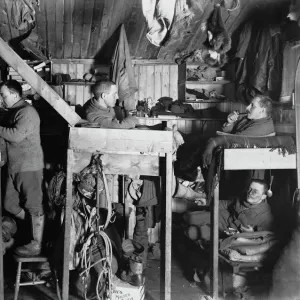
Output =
[{"x1": 62, "y1": 127, "x2": 173, "y2": 300}]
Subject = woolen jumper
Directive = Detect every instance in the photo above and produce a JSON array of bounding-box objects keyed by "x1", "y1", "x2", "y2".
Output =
[
  {"x1": 83, "y1": 97, "x2": 138, "y2": 129},
  {"x1": 0, "y1": 99, "x2": 44, "y2": 173},
  {"x1": 184, "y1": 198, "x2": 274, "y2": 233},
  {"x1": 222, "y1": 115, "x2": 275, "y2": 136}
]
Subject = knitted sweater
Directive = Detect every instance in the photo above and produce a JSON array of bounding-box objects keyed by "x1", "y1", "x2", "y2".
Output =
[
  {"x1": 0, "y1": 100, "x2": 44, "y2": 173},
  {"x1": 222, "y1": 115, "x2": 275, "y2": 136},
  {"x1": 83, "y1": 98, "x2": 138, "y2": 129}
]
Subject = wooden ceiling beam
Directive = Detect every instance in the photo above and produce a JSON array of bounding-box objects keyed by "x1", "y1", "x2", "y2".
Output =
[
  {"x1": 97, "y1": 0, "x2": 116, "y2": 53},
  {"x1": 80, "y1": 0, "x2": 95, "y2": 59},
  {"x1": 87, "y1": 0, "x2": 105, "y2": 58},
  {"x1": 71, "y1": 0, "x2": 85, "y2": 58},
  {"x1": 45, "y1": 0, "x2": 56, "y2": 59},
  {"x1": 63, "y1": 0, "x2": 74, "y2": 58},
  {"x1": 0, "y1": 37, "x2": 81, "y2": 126},
  {"x1": 55, "y1": 0, "x2": 64, "y2": 59}
]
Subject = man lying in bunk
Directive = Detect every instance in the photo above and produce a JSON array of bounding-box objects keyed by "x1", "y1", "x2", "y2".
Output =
[
  {"x1": 183, "y1": 179, "x2": 274, "y2": 243},
  {"x1": 221, "y1": 95, "x2": 275, "y2": 136},
  {"x1": 83, "y1": 80, "x2": 139, "y2": 129}
]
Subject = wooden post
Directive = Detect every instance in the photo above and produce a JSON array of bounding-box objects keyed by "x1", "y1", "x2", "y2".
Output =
[
  {"x1": 0, "y1": 37, "x2": 81, "y2": 126},
  {"x1": 62, "y1": 149, "x2": 74, "y2": 300},
  {"x1": 0, "y1": 166, "x2": 3, "y2": 300},
  {"x1": 294, "y1": 59, "x2": 300, "y2": 188},
  {"x1": 165, "y1": 153, "x2": 173, "y2": 300},
  {"x1": 212, "y1": 178, "x2": 219, "y2": 299}
]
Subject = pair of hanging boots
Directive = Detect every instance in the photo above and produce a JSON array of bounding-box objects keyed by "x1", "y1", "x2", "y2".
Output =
[{"x1": 14, "y1": 213, "x2": 45, "y2": 257}]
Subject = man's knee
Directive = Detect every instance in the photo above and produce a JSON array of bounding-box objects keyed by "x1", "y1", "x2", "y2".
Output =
[{"x1": 4, "y1": 200, "x2": 21, "y2": 216}]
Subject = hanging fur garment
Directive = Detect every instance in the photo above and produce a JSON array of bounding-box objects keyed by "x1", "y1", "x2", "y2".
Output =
[{"x1": 204, "y1": 4, "x2": 231, "y2": 54}]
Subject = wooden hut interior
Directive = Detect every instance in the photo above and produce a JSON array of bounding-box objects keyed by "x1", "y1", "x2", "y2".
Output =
[{"x1": 0, "y1": 0, "x2": 299, "y2": 299}]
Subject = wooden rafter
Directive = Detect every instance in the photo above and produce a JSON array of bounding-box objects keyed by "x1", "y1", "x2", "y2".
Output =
[{"x1": 0, "y1": 37, "x2": 81, "y2": 126}]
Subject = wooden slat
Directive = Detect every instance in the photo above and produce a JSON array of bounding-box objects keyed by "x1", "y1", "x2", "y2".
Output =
[
  {"x1": 72, "y1": 0, "x2": 85, "y2": 58},
  {"x1": 97, "y1": 0, "x2": 116, "y2": 51},
  {"x1": 295, "y1": 58, "x2": 300, "y2": 187},
  {"x1": 134, "y1": 64, "x2": 139, "y2": 101},
  {"x1": 154, "y1": 65, "x2": 163, "y2": 101},
  {"x1": 162, "y1": 65, "x2": 170, "y2": 97},
  {"x1": 224, "y1": 149, "x2": 296, "y2": 170},
  {"x1": 55, "y1": 0, "x2": 65, "y2": 58},
  {"x1": 69, "y1": 128, "x2": 173, "y2": 153},
  {"x1": 45, "y1": 0, "x2": 56, "y2": 58},
  {"x1": 72, "y1": 151, "x2": 159, "y2": 175},
  {"x1": 64, "y1": 0, "x2": 74, "y2": 58},
  {"x1": 212, "y1": 180, "x2": 219, "y2": 299},
  {"x1": 87, "y1": 0, "x2": 105, "y2": 57},
  {"x1": 124, "y1": 0, "x2": 139, "y2": 56},
  {"x1": 165, "y1": 153, "x2": 173, "y2": 300},
  {"x1": 62, "y1": 149, "x2": 74, "y2": 300},
  {"x1": 75, "y1": 64, "x2": 84, "y2": 106},
  {"x1": 35, "y1": 0, "x2": 47, "y2": 51},
  {"x1": 146, "y1": 65, "x2": 155, "y2": 101},
  {"x1": 80, "y1": 0, "x2": 95, "y2": 58},
  {"x1": 138, "y1": 65, "x2": 147, "y2": 100},
  {"x1": 169, "y1": 64, "x2": 178, "y2": 100},
  {"x1": 0, "y1": 37, "x2": 81, "y2": 126}
]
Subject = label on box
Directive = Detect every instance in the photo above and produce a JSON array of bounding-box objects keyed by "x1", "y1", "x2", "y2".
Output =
[{"x1": 111, "y1": 277, "x2": 145, "y2": 300}]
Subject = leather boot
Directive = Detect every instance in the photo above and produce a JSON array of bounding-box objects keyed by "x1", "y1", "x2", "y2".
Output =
[{"x1": 14, "y1": 215, "x2": 45, "y2": 257}]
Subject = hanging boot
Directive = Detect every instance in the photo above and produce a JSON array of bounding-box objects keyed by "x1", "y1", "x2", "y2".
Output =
[{"x1": 14, "y1": 214, "x2": 45, "y2": 257}]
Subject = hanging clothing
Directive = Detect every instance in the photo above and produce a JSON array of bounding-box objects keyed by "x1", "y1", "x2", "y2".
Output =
[
  {"x1": 280, "y1": 41, "x2": 300, "y2": 102},
  {"x1": 235, "y1": 23, "x2": 283, "y2": 102},
  {"x1": 111, "y1": 24, "x2": 138, "y2": 110},
  {"x1": 11, "y1": 0, "x2": 36, "y2": 31},
  {"x1": 142, "y1": 0, "x2": 177, "y2": 47}
]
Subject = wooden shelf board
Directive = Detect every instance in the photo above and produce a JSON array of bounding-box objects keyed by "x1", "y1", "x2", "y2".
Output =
[
  {"x1": 62, "y1": 81, "x2": 94, "y2": 86},
  {"x1": 186, "y1": 80, "x2": 231, "y2": 85},
  {"x1": 184, "y1": 100, "x2": 224, "y2": 103}
]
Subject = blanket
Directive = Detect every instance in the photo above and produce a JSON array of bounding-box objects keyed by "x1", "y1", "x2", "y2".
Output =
[{"x1": 202, "y1": 135, "x2": 296, "y2": 168}]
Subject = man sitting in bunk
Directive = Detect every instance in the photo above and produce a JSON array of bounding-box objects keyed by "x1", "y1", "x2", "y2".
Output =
[
  {"x1": 222, "y1": 95, "x2": 275, "y2": 136},
  {"x1": 83, "y1": 80, "x2": 138, "y2": 129},
  {"x1": 183, "y1": 179, "x2": 274, "y2": 242}
]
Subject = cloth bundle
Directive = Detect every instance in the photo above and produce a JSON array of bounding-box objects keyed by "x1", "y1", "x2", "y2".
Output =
[{"x1": 220, "y1": 231, "x2": 280, "y2": 263}]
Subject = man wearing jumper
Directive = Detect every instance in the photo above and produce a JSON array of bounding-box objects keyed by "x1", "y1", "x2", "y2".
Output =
[
  {"x1": 222, "y1": 95, "x2": 275, "y2": 136},
  {"x1": 0, "y1": 80, "x2": 44, "y2": 257},
  {"x1": 83, "y1": 80, "x2": 138, "y2": 129}
]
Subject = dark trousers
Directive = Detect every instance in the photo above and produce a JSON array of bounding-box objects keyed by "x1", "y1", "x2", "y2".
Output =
[{"x1": 4, "y1": 170, "x2": 44, "y2": 216}]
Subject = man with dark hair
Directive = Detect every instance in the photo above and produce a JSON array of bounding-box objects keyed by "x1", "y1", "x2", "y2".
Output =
[
  {"x1": 184, "y1": 179, "x2": 274, "y2": 241},
  {"x1": 0, "y1": 80, "x2": 44, "y2": 256},
  {"x1": 222, "y1": 95, "x2": 275, "y2": 136},
  {"x1": 83, "y1": 80, "x2": 138, "y2": 129}
]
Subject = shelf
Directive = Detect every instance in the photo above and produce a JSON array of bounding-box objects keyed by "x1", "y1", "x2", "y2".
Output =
[
  {"x1": 186, "y1": 80, "x2": 231, "y2": 85},
  {"x1": 62, "y1": 81, "x2": 94, "y2": 86},
  {"x1": 184, "y1": 99, "x2": 224, "y2": 103}
]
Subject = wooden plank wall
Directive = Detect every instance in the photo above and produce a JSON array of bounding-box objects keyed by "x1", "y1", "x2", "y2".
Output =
[{"x1": 52, "y1": 60, "x2": 94, "y2": 106}]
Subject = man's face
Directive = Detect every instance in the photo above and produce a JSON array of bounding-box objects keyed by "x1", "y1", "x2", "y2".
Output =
[
  {"x1": 246, "y1": 97, "x2": 265, "y2": 120},
  {"x1": 246, "y1": 182, "x2": 266, "y2": 205},
  {"x1": 104, "y1": 85, "x2": 119, "y2": 108},
  {"x1": 0, "y1": 85, "x2": 18, "y2": 108}
]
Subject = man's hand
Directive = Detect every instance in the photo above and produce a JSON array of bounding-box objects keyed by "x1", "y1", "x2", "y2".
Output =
[
  {"x1": 227, "y1": 111, "x2": 239, "y2": 124},
  {"x1": 195, "y1": 198, "x2": 206, "y2": 206},
  {"x1": 240, "y1": 224, "x2": 254, "y2": 232}
]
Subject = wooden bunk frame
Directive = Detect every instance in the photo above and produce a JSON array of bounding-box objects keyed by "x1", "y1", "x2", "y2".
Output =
[
  {"x1": 210, "y1": 148, "x2": 297, "y2": 299},
  {"x1": 62, "y1": 127, "x2": 174, "y2": 300}
]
